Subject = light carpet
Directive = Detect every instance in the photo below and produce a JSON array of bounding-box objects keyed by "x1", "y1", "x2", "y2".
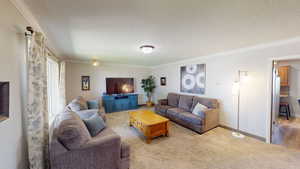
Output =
[
  {"x1": 106, "y1": 110, "x2": 300, "y2": 169},
  {"x1": 273, "y1": 117, "x2": 300, "y2": 149}
]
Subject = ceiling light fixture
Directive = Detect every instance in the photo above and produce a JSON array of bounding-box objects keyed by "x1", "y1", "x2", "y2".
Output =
[
  {"x1": 140, "y1": 45, "x2": 155, "y2": 54},
  {"x1": 92, "y1": 60, "x2": 100, "y2": 66}
]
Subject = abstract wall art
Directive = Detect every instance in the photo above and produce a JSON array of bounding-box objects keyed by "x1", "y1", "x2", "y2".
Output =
[{"x1": 180, "y1": 64, "x2": 206, "y2": 94}]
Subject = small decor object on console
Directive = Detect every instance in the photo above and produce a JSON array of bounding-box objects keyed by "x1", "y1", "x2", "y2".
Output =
[
  {"x1": 141, "y1": 76, "x2": 156, "y2": 107},
  {"x1": 0, "y1": 82, "x2": 9, "y2": 122},
  {"x1": 180, "y1": 64, "x2": 206, "y2": 94},
  {"x1": 160, "y1": 77, "x2": 166, "y2": 86},
  {"x1": 81, "y1": 76, "x2": 90, "y2": 91}
]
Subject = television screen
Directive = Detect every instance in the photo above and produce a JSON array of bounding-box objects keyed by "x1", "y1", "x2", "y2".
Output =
[{"x1": 106, "y1": 78, "x2": 134, "y2": 95}]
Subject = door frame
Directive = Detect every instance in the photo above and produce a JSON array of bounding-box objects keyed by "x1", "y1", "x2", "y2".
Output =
[{"x1": 266, "y1": 55, "x2": 300, "y2": 143}]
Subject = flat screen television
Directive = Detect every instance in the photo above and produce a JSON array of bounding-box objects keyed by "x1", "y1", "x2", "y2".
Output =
[{"x1": 106, "y1": 78, "x2": 134, "y2": 95}]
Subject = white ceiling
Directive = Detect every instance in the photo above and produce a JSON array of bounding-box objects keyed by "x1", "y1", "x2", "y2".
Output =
[{"x1": 24, "y1": 0, "x2": 300, "y2": 66}]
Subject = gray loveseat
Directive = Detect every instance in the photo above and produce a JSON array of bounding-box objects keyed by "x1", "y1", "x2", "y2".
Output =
[
  {"x1": 155, "y1": 93, "x2": 219, "y2": 133},
  {"x1": 50, "y1": 111, "x2": 130, "y2": 169}
]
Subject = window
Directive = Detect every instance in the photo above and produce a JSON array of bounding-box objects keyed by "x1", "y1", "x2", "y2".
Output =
[
  {"x1": 47, "y1": 57, "x2": 60, "y2": 123},
  {"x1": 0, "y1": 82, "x2": 9, "y2": 122}
]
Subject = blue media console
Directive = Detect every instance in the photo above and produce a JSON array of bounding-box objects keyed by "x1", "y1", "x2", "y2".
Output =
[{"x1": 102, "y1": 93, "x2": 138, "y2": 113}]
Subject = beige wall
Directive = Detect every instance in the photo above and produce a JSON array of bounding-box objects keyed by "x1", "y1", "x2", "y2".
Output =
[
  {"x1": 0, "y1": 0, "x2": 29, "y2": 168},
  {"x1": 65, "y1": 38, "x2": 300, "y2": 140},
  {"x1": 65, "y1": 62, "x2": 152, "y2": 105},
  {"x1": 151, "y1": 39, "x2": 300, "y2": 139}
]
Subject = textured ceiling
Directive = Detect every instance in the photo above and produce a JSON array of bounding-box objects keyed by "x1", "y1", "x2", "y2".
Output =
[{"x1": 24, "y1": 0, "x2": 300, "y2": 66}]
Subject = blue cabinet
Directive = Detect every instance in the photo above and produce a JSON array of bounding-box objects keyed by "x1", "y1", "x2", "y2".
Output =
[{"x1": 102, "y1": 94, "x2": 138, "y2": 113}]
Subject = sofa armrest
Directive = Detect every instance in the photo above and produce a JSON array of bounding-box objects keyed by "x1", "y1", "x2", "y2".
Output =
[
  {"x1": 158, "y1": 99, "x2": 168, "y2": 106},
  {"x1": 202, "y1": 108, "x2": 219, "y2": 132},
  {"x1": 53, "y1": 135, "x2": 121, "y2": 169}
]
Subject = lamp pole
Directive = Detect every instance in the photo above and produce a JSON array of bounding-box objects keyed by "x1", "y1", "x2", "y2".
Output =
[{"x1": 232, "y1": 70, "x2": 246, "y2": 138}]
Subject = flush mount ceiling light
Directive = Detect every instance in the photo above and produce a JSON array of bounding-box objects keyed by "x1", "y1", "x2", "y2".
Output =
[
  {"x1": 92, "y1": 60, "x2": 100, "y2": 66},
  {"x1": 140, "y1": 45, "x2": 155, "y2": 54}
]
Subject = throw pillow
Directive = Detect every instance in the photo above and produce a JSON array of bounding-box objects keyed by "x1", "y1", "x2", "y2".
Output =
[
  {"x1": 76, "y1": 96, "x2": 88, "y2": 110},
  {"x1": 57, "y1": 112, "x2": 91, "y2": 150},
  {"x1": 87, "y1": 100, "x2": 99, "y2": 109},
  {"x1": 192, "y1": 103, "x2": 208, "y2": 117},
  {"x1": 83, "y1": 113, "x2": 106, "y2": 137}
]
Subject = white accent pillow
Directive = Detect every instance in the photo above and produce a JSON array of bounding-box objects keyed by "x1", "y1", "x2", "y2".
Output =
[{"x1": 192, "y1": 103, "x2": 208, "y2": 116}]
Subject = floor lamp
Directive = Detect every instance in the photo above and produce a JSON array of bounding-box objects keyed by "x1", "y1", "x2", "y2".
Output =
[{"x1": 232, "y1": 70, "x2": 248, "y2": 138}]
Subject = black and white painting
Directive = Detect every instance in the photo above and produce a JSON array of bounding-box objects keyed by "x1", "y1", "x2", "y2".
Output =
[
  {"x1": 180, "y1": 64, "x2": 206, "y2": 94},
  {"x1": 160, "y1": 77, "x2": 166, "y2": 86},
  {"x1": 81, "y1": 76, "x2": 90, "y2": 91}
]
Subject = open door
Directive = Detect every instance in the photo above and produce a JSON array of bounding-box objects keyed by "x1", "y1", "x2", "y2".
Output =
[{"x1": 271, "y1": 61, "x2": 281, "y2": 143}]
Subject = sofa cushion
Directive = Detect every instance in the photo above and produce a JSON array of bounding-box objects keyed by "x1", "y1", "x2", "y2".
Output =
[
  {"x1": 83, "y1": 113, "x2": 106, "y2": 137},
  {"x1": 191, "y1": 96, "x2": 218, "y2": 111},
  {"x1": 166, "y1": 108, "x2": 186, "y2": 119},
  {"x1": 94, "y1": 127, "x2": 119, "y2": 139},
  {"x1": 75, "y1": 109, "x2": 98, "y2": 119},
  {"x1": 178, "y1": 95, "x2": 194, "y2": 111},
  {"x1": 176, "y1": 112, "x2": 203, "y2": 125},
  {"x1": 155, "y1": 105, "x2": 173, "y2": 114},
  {"x1": 57, "y1": 112, "x2": 91, "y2": 150},
  {"x1": 167, "y1": 93, "x2": 181, "y2": 107}
]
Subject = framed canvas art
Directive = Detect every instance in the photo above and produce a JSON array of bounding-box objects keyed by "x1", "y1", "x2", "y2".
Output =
[
  {"x1": 180, "y1": 64, "x2": 206, "y2": 94},
  {"x1": 81, "y1": 76, "x2": 90, "y2": 91}
]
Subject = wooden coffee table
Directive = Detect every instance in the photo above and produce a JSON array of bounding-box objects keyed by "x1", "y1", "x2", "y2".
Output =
[{"x1": 129, "y1": 109, "x2": 169, "y2": 143}]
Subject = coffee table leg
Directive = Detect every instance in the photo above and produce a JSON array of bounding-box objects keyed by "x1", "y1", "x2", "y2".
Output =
[
  {"x1": 146, "y1": 137, "x2": 152, "y2": 144},
  {"x1": 129, "y1": 117, "x2": 133, "y2": 127},
  {"x1": 165, "y1": 121, "x2": 169, "y2": 137},
  {"x1": 165, "y1": 131, "x2": 169, "y2": 137}
]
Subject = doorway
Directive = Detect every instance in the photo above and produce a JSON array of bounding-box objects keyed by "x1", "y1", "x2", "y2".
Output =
[{"x1": 271, "y1": 59, "x2": 300, "y2": 149}]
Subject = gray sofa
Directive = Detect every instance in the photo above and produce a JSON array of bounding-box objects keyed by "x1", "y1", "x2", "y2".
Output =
[
  {"x1": 50, "y1": 111, "x2": 130, "y2": 169},
  {"x1": 66, "y1": 96, "x2": 106, "y2": 121},
  {"x1": 155, "y1": 93, "x2": 219, "y2": 133}
]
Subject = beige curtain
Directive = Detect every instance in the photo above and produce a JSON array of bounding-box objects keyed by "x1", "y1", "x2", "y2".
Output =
[
  {"x1": 58, "y1": 61, "x2": 66, "y2": 111},
  {"x1": 26, "y1": 31, "x2": 49, "y2": 169}
]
